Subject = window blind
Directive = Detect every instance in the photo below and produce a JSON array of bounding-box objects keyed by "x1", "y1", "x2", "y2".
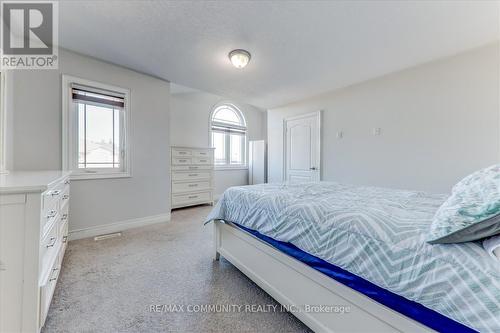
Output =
[
  {"x1": 211, "y1": 123, "x2": 246, "y2": 135},
  {"x1": 71, "y1": 84, "x2": 125, "y2": 108}
]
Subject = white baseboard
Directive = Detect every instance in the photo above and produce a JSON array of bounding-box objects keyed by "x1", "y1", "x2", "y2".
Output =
[{"x1": 68, "y1": 212, "x2": 171, "y2": 241}]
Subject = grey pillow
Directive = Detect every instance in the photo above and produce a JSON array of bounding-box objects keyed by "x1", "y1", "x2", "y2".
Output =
[
  {"x1": 427, "y1": 164, "x2": 500, "y2": 244},
  {"x1": 428, "y1": 213, "x2": 500, "y2": 244}
]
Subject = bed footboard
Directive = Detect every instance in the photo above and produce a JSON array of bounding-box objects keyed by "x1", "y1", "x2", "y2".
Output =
[{"x1": 212, "y1": 220, "x2": 434, "y2": 333}]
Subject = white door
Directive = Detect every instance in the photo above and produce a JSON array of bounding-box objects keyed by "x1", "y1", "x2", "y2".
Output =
[{"x1": 284, "y1": 111, "x2": 321, "y2": 182}]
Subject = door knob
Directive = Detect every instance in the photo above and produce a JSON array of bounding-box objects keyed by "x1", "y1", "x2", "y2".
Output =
[{"x1": 310, "y1": 167, "x2": 317, "y2": 170}]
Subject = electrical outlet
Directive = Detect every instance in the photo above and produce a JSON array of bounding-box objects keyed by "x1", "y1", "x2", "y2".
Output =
[
  {"x1": 336, "y1": 131, "x2": 343, "y2": 139},
  {"x1": 373, "y1": 127, "x2": 381, "y2": 136}
]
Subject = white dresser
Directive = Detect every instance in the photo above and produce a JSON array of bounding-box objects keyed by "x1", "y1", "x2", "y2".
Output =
[
  {"x1": 171, "y1": 146, "x2": 214, "y2": 209},
  {"x1": 0, "y1": 171, "x2": 71, "y2": 333}
]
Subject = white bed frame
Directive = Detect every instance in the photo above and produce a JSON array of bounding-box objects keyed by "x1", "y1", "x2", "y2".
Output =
[{"x1": 213, "y1": 221, "x2": 435, "y2": 333}]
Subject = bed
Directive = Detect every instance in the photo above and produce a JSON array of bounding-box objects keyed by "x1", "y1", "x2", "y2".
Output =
[{"x1": 205, "y1": 182, "x2": 500, "y2": 333}]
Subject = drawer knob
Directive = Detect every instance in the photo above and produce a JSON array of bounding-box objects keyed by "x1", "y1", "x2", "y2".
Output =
[
  {"x1": 61, "y1": 214, "x2": 68, "y2": 221},
  {"x1": 188, "y1": 174, "x2": 198, "y2": 177},
  {"x1": 46, "y1": 237, "x2": 56, "y2": 248},
  {"x1": 64, "y1": 180, "x2": 70, "y2": 185},
  {"x1": 63, "y1": 235, "x2": 68, "y2": 244},
  {"x1": 188, "y1": 166, "x2": 198, "y2": 169},
  {"x1": 51, "y1": 190, "x2": 61, "y2": 197},
  {"x1": 188, "y1": 184, "x2": 198, "y2": 187},
  {"x1": 188, "y1": 195, "x2": 198, "y2": 199},
  {"x1": 62, "y1": 194, "x2": 69, "y2": 200}
]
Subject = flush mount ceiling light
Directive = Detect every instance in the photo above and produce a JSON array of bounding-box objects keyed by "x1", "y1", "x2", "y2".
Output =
[{"x1": 228, "y1": 49, "x2": 251, "y2": 69}]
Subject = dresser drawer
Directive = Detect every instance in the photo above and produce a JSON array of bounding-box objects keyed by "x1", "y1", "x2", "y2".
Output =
[
  {"x1": 172, "y1": 165, "x2": 213, "y2": 171},
  {"x1": 172, "y1": 181, "x2": 211, "y2": 194},
  {"x1": 59, "y1": 183, "x2": 70, "y2": 209},
  {"x1": 41, "y1": 180, "x2": 67, "y2": 233},
  {"x1": 172, "y1": 191, "x2": 211, "y2": 206},
  {"x1": 39, "y1": 252, "x2": 61, "y2": 329},
  {"x1": 193, "y1": 157, "x2": 212, "y2": 165},
  {"x1": 172, "y1": 148, "x2": 192, "y2": 157},
  {"x1": 172, "y1": 157, "x2": 192, "y2": 165},
  {"x1": 172, "y1": 171, "x2": 211, "y2": 181},
  {"x1": 60, "y1": 220, "x2": 69, "y2": 253},
  {"x1": 40, "y1": 219, "x2": 59, "y2": 282},
  {"x1": 41, "y1": 204, "x2": 58, "y2": 240},
  {"x1": 192, "y1": 150, "x2": 211, "y2": 157},
  {"x1": 41, "y1": 187, "x2": 61, "y2": 218},
  {"x1": 59, "y1": 205, "x2": 69, "y2": 240}
]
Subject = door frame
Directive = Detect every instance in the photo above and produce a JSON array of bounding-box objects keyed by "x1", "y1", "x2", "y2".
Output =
[{"x1": 283, "y1": 110, "x2": 322, "y2": 182}]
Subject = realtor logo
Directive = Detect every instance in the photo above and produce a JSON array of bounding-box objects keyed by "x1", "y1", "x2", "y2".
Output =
[{"x1": 0, "y1": 1, "x2": 58, "y2": 69}]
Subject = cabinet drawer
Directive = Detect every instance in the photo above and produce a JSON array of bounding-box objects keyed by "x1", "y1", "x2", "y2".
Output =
[
  {"x1": 60, "y1": 220, "x2": 69, "y2": 254},
  {"x1": 59, "y1": 205, "x2": 69, "y2": 240},
  {"x1": 41, "y1": 187, "x2": 61, "y2": 218},
  {"x1": 40, "y1": 219, "x2": 59, "y2": 280},
  {"x1": 172, "y1": 165, "x2": 213, "y2": 171},
  {"x1": 193, "y1": 150, "x2": 211, "y2": 157},
  {"x1": 172, "y1": 191, "x2": 211, "y2": 206},
  {"x1": 172, "y1": 181, "x2": 211, "y2": 194},
  {"x1": 193, "y1": 157, "x2": 212, "y2": 165},
  {"x1": 39, "y1": 253, "x2": 61, "y2": 329},
  {"x1": 172, "y1": 148, "x2": 192, "y2": 157},
  {"x1": 172, "y1": 171, "x2": 211, "y2": 181},
  {"x1": 172, "y1": 157, "x2": 192, "y2": 165},
  {"x1": 59, "y1": 184, "x2": 70, "y2": 209},
  {"x1": 41, "y1": 203, "x2": 58, "y2": 239}
]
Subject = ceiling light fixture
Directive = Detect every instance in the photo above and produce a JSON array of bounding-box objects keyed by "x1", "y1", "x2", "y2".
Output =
[{"x1": 228, "y1": 49, "x2": 251, "y2": 69}]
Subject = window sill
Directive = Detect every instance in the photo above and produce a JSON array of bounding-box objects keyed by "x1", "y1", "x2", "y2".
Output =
[
  {"x1": 70, "y1": 171, "x2": 131, "y2": 181},
  {"x1": 214, "y1": 166, "x2": 248, "y2": 171}
]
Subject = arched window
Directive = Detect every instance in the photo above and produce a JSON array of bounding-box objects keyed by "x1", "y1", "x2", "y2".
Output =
[{"x1": 210, "y1": 104, "x2": 247, "y2": 167}]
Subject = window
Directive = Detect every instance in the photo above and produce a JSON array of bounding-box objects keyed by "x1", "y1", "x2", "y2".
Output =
[
  {"x1": 62, "y1": 76, "x2": 130, "y2": 179},
  {"x1": 210, "y1": 104, "x2": 247, "y2": 168}
]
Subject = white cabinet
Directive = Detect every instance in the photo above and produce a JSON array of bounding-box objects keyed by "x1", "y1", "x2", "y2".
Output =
[
  {"x1": 171, "y1": 147, "x2": 214, "y2": 209},
  {"x1": 0, "y1": 171, "x2": 71, "y2": 333}
]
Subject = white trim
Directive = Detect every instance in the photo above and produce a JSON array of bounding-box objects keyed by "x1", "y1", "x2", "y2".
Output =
[
  {"x1": 68, "y1": 212, "x2": 171, "y2": 241},
  {"x1": 0, "y1": 72, "x2": 7, "y2": 174},
  {"x1": 209, "y1": 103, "x2": 248, "y2": 168},
  {"x1": 70, "y1": 171, "x2": 131, "y2": 181},
  {"x1": 282, "y1": 110, "x2": 322, "y2": 182},
  {"x1": 62, "y1": 74, "x2": 132, "y2": 180},
  {"x1": 214, "y1": 221, "x2": 434, "y2": 333}
]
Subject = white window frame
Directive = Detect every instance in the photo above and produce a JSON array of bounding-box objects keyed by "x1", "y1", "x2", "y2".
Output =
[
  {"x1": 209, "y1": 103, "x2": 248, "y2": 170},
  {"x1": 0, "y1": 72, "x2": 6, "y2": 174},
  {"x1": 62, "y1": 75, "x2": 131, "y2": 180}
]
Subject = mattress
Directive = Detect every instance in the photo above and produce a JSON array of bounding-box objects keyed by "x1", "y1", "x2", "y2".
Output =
[{"x1": 205, "y1": 182, "x2": 500, "y2": 333}]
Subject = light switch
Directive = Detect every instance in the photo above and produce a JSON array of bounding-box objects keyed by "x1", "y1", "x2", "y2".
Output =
[
  {"x1": 373, "y1": 127, "x2": 381, "y2": 136},
  {"x1": 336, "y1": 131, "x2": 343, "y2": 139}
]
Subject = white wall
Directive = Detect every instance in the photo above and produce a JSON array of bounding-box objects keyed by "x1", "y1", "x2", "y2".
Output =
[
  {"x1": 2, "y1": 72, "x2": 14, "y2": 172},
  {"x1": 268, "y1": 43, "x2": 499, "y2": 193},
  {"x1": 10, "y1": 49, "x2": 171, "y2": 233},
  {"x1": 170, "y1": 90, "x2": 266, "y2": 197}
]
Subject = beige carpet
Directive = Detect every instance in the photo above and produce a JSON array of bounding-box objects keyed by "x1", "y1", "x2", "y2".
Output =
[{"x1": 43, "y1": 205, "x2": 311, "y2": 333}]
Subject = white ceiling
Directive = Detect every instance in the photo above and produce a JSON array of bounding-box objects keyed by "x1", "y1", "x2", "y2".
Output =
[{"x1": 59, "y1": 1, "x2": 499, "y2": 109}]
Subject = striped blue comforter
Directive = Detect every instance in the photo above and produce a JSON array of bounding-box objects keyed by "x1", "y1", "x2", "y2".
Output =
[{"x1": 206, "y1": 182, "x2": 500, "y2": 333}]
